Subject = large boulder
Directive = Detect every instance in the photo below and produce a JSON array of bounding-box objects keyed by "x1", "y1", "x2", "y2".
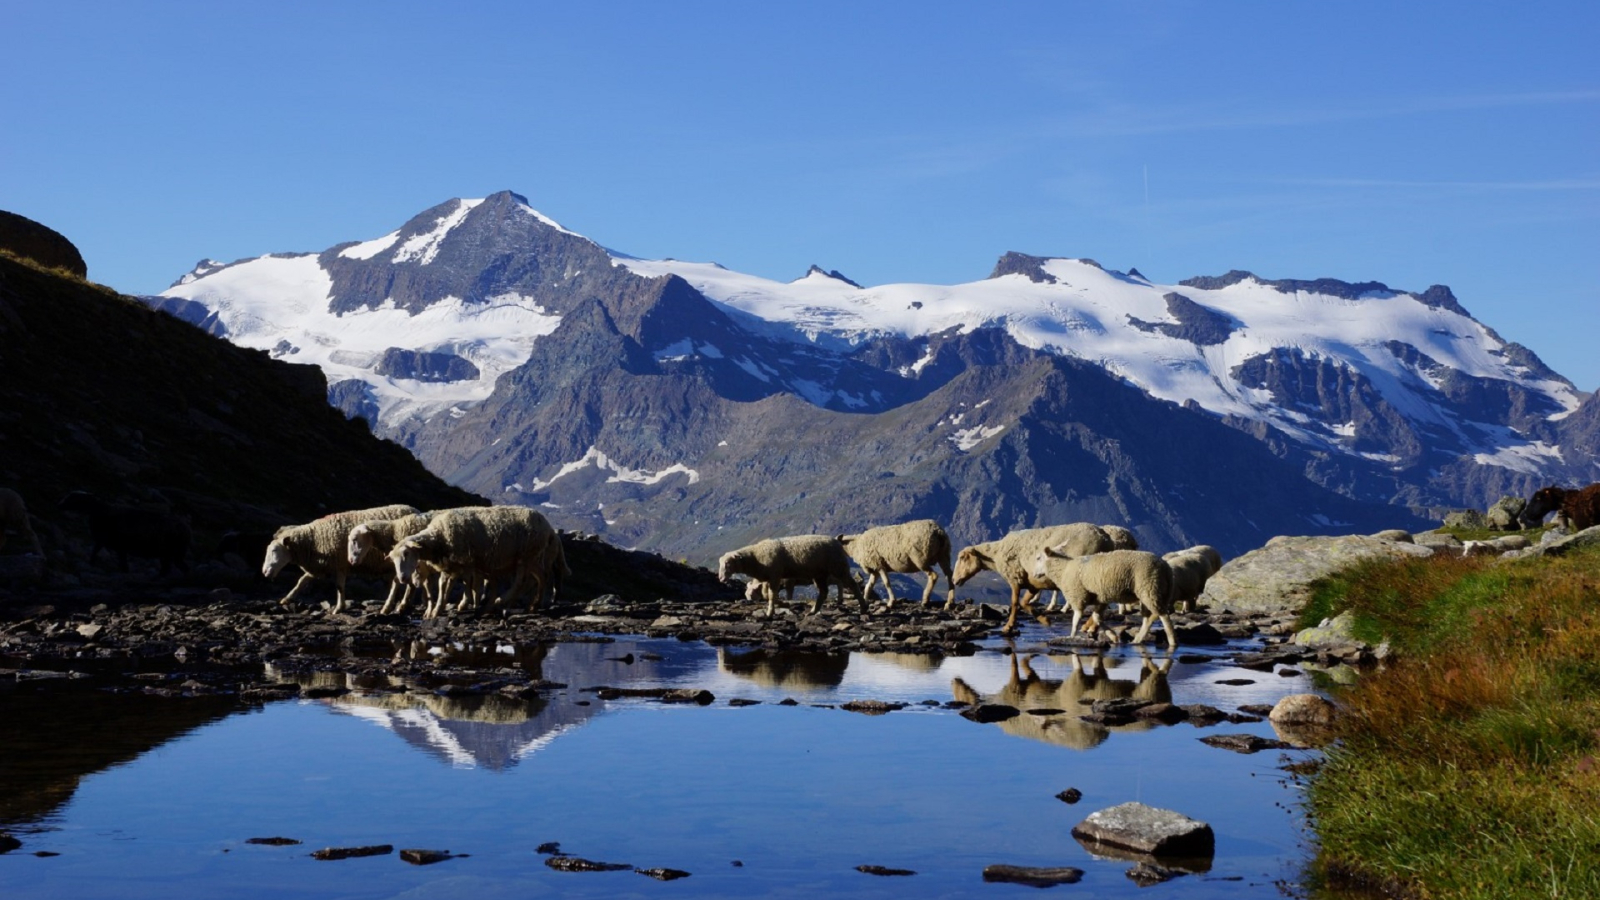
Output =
[
  {"x1": 1539, "y1": 525, "x2": 1600, "y2": 558},
  {"x1": 1200, "y1": 534, "x2": 1434, "y2": 615},
  {"x1": 1071, "y1": 802, "x2": 1214, "y2": 859},
  {"x1": 1485, "y1": 496, "x2": 1527, "y2": 531},
  {"x1": 0, "y1": 210, "x2": 86, "y2": 278}
]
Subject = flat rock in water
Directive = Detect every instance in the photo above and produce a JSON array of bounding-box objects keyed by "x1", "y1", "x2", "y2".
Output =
[
  {"x1": 1201, "y1": 535, "x2": 1433, "y2": 615},
  {"x1": 960, "y1": 703, "x2": 1020, "y2": 723},
  {"x1": 841, "y1": 699, "x2": 906, "y2": 715},
  {"x1": 545, "y1": 856, "x2": 632, "y2": 872},
  {"x1": 1127, "y1": 861, "x2": 1184, "y2": 886},
  {"x1": 1198, "y1": 733, "x2": 1292, "y2": 754},
  {"x1": 982, "y1": 864, "x2": 1084, "y2": 886},
  {"x1": 856, "y1": 864, "x2": 916, "y2": 876},
  {"x1": 311, "y1": 844, "x2": 393, "y2": 860},
  {"x1": 1071, "y1": 802, "x2": 1215, "y2": 859},
  {"x1": 245, "y1": 836, "x2": 301, "y2": 846},
  {"x1": 636, "y1": 867, "x2": 691, "y2": 880},
  {"x1": 399, "y1": 849, "x2": 451, "y2": 865}
]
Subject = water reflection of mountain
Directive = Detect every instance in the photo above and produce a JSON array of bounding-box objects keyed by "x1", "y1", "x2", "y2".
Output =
[
  {"x1": 0, "y1": 681, "x2": 240, "y2": 826},
  {"x1": 272, "y1": 639, "x2": 707, "y2": 770},
  {"x1": 952, "y1": 653, "x2": 1173, "y2": 751},
  {"x1": 717, "y1": 647, "x2": 851, "y2": 690}
]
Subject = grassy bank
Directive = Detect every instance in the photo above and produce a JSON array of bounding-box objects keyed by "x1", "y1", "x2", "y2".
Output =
[{"x1": 1303, "y1": 543, "x2": 1600, "y2": 898}]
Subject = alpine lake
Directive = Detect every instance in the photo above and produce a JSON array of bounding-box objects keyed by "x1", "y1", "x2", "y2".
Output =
[{"x1": 1, "y1": 591, "x2": 1338, "y2": 900}]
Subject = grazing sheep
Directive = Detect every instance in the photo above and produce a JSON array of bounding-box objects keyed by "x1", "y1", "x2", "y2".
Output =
[
  {"x1": 744, "y1": 576, "x2": 800, "y2": 605},
  {"x1": 1035, "y1": 548, "x2": 1177, "y2": 649},
  {"x1": 264, "y1": 504, "x2": 420, "y2": 612},
  {"x1": 389, "y1": 506, "x2": 562, "y2": 615},
  {"x1": 0, "y1": 488, "x2": 43, "y2": 557},
  {"x1": 1522, "y1": 484, "x2": 1600, "y2": 532},
  {"x1": 1101, "y1": 525, "x2": 1139, "y2": 550},
  {"x1": 717, "y1": 535, "x2": 866, "y2": 616},
  {"x1": 953, "y1": 523, "x2": 1112, "y2": 632},
  {"x1": 58, "y1": 490, "x2": 190, "y2": 576},
  {"x1": 1164, "y1": 545, "x2": 1223, "y2": 613},
  {"x1": 838, "y1": 519, "x2": 955, "y2": 609}
]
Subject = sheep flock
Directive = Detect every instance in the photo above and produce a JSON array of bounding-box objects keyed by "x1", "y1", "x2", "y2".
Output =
[{"x1": 18, "y1": 483, "x2": 1247, "y2": 645}]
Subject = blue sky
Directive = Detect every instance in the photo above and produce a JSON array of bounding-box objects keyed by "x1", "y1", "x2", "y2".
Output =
[{"x1": 5, "y1": 1, "x2": 1597, "y2": 388}]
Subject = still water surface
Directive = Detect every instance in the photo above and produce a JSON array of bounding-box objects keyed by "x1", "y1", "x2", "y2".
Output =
[{"x1": 2, "y1": 632, "x2": 1319, "y2": 898}]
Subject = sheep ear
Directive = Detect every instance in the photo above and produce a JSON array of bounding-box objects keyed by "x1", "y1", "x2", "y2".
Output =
[{"x1": 1044, "y1": 547, "x2": 1066, "y2": 559}]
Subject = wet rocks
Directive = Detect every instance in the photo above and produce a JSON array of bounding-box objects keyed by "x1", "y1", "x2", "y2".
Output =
[
  {"x1": 1269, "y1": 693, "x2": 1337, "y2": 726},
  {"x1": 1056, "y1": 788, "x2": 1082, "y2": 804},
  {"x1": 840, "y1": 699, "x2": 906, "y2": 715},
  {"x1": 1070, "y1": 802, "x2": 1215, "y2": 859},
  {"x1": 0, "y1": 833, "x2": 21, "y2": 853},
  {"x1": 1127, "y1": 861, "x2": 1184, "y2": 886},
  {"x1": 982, "y1": 864, "x2": 1084, "y2": 886},
  {"x1": 244, "y1": 836, "x2": 301, "y2": 846},
  {"x1": 959, "y1": 703, "x2": 1020, "y2": 723}
]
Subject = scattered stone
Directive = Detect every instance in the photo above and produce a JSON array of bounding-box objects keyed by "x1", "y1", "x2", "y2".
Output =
[
  {"x1": 312, "y1": 844, "x2": 393, "y2": 860},
  {"x1": 658, "y1": 688, "x2": 714, "y2": 705},
  {"x1": 1198, "y1": 733, "x2": 1292, "y2": 754},
  {"x1": 636, "y1": 867, "x2": 691, "y2": 880},
  {"x1": 1127, "y1": 861, "x2": 1184, "y2": 886},
  {"x1": 0, "y1": 834, "x2": 20, "y2": 853},
  {"x1": 1173, "y1": 622, "x2": 1228, "y2": 645},
  {"x1": 245, "y1": 837, "x2": 301, "y2": 846},
  {"x1": 1214, "y1": 678, "x2": 1255, "y2": 686},
  {"x1": 727, "y1": 698, "x2": 761, "y2": 707},
  {"x1": 982, "y1": 864, "x2": 1084, "y2": 886},
  {"x1": 1179, "y1": 704, "x2": 1227, "y2": 723},
  {"x1": 856, "y1": 864, "x2": 916, "y2": 876},
  {"x1": 535, "y1": 842, "x2": 562, "y2": 855},
  {"x1": 399, "y1": 849, "x2": 452, "y2": 865},
  {"x1": 545, "y1": 855, "x2": 632, "y2": 872},
  {"x1": 34, "y1": 851, "x2": 60, "y2": 858},
  {"x1": 1237, "y1": 703, "x2": 1275, "y2": 716},
  {"x1": 1056, "y1": 788, "x2": 1083, "y2": 804},
  {"x1": 1071, "y1": 802, "x2": 1215, "y2": 859}
]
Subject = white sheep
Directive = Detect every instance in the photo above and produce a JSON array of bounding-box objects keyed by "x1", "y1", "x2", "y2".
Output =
[
  {"x1": 838, "y1": 519, "x2": 955, "y2": 609},
  {"x1": 744, "y1": 577, "x2": 801, "y2": 606},
  {"x1": 952, "y1": 522, "x2": 1112, "y2": 632},
  {"x1": 1163, "y1": 544, "x2": 1223, "y2": 613},
  {"x1": 346, "y1": 511, "x2": 451, "y2": 615},
  {"x1": 389, "y1": 506, "x2": 562, "y2": 615},
  {"x1": 1035, "y1": 548, "x2": 1177, "y2": 649},
  {"x1": 1101, "y1": 525, "x2": 1139, "y2": 550},
  {"x1": 0, "y1": 488, "x2": 43, "y2": 557},
  {"x1": 718, "y1": 535, "x2": 866, "y2": 616},
  {"x1": 263, "y1": 503, "x2": 420, "y2": 612}
]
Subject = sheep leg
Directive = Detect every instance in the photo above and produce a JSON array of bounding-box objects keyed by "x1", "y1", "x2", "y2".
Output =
[
  {"x1": 809, "y1": 578, "x2": 827, "y2": 615},
  {"x1": 940, "y1": 563, "x2": 958, "y2": 610},
  {"x1": 279, "y1": 571, "x2": 318, "y2": 609},
  {"x1": 879, "y1": 571, "x2": 900, "y2": 609},
  {"x1": 1003, "y1": 583, "x2": 1022, "y2": 632},
  {"x1": 920, "y1": 569, "x2": 938, "y2": 606},
  {"x1": 849, "y1": 575, "x2": 869, "y2": 615},
  {"x1": 765, "y1": 583, "x2": 777, "y2": 617},
  {"x1": 860, "y1": 571, "x2": 882, "y2": 604},
  {"x1": 378, "y1": 579, "x2": 404, "y2": 615}
]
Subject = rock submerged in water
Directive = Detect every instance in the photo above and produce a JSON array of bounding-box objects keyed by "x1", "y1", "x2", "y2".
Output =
[
  {"x1": 1070, "y1": 802, "x2": 1215, "y2": 859},
  {"x1": 982, "y1": 864, "x2": 1084, "y2": 886}
]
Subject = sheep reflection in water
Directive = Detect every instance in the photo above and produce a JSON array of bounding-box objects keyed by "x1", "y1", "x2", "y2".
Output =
[
  {"x1": 717, "y1": 647, "x2": 851, "y2": 691},
  {"x1": 952, "y1": 652, "x2": 1173, "y2": 751}
]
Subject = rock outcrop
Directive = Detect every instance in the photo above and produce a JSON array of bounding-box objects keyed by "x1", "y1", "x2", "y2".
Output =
[
  {"x1": 1200, "y1": 534, "x2": 1434, "y2": 615},
  {"x1": 0, "y1": 210, "x2": 87, "y2": 278}
]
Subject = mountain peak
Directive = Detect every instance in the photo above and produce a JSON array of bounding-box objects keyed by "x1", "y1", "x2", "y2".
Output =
[{"x1": 800, "y1": 265, "x2": 861, "y2": 288}]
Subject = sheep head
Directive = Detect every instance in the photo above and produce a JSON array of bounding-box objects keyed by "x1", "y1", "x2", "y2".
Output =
[
  {"x1": 261, "y1": 539, "x2": 293, "y2": 579},
  {"x1": 346, "y1": 523, "x2": 376, "y2": 567},
  {"x1": 390, "y1": 538, "x2": 423, "y2": 585},
  {"x1": 717, "y1": 549, "x2": 750, "y2": 583},
  {"x1": 951, "y1": 546, "x2": 991, "y2": 585}
]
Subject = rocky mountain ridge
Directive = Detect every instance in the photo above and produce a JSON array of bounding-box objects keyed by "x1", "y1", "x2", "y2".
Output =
[{"x1": 145, "y1": 191, "x2": 1598, "y2": 566}]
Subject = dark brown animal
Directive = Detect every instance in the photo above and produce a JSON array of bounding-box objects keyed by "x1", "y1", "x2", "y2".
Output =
[{"x1": 1522, "y1": 484, "x2": 1600, "y2": 532}]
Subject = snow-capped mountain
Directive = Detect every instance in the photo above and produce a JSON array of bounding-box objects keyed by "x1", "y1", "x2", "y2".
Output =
[{"x1": 147, "y1": 191, "x2": 1597, "y2": 562}]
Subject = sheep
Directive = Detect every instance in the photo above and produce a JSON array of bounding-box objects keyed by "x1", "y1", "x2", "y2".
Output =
[
  {"x1": 346, "y1": 512, "x2": 447, "y2": 615},
  {"x1": 1163, "y1": 545, "x2": 1223, "y2": 613},
  {"x1": 388, "y1": 506, "x2": 563, "y2": 615},
  {"x1": 1034, "y1": 548, "x2": 1177, "y2": 649},
  {"x1": 263, "y1": 504, "x2": 420, "y2": 612},
  {"x1": 58, "y1": 490, "x2": 190, "y2": 576},
  {"x1": 837, "y1": 519, "x2": 955, "y2": 609},
  {"x1": 0, "y1": 488, "x2": 43, "y2": 557},
  {"x1": 1522, "y1": 484, "x2": 1600, "y2": 532},
  {"x1": 952, "y1": 522, "x2": 1112, "y2": 632},
  {"x1": 717, "y1": 534, "x2": 867, "y2": 616},
  {"x1": 1101, "y1": 525, "x2": 1139, "y2": 550}
]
